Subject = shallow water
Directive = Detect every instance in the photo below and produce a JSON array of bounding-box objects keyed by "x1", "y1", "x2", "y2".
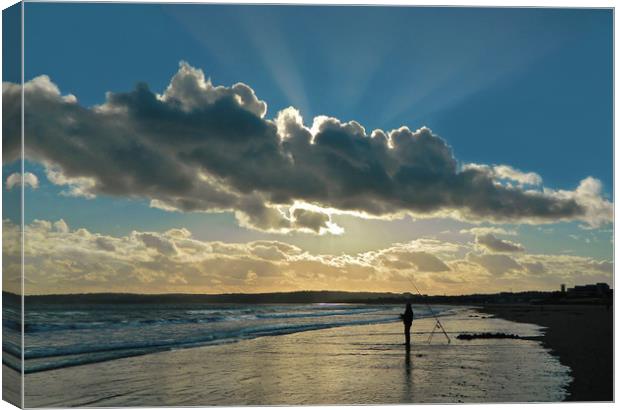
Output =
[
  {"x1": 7, "y1": 303, "x2": 449, "y2": 373},
  {"x1": 22, "y1": 307, "x2": 571, "y2": 406}
]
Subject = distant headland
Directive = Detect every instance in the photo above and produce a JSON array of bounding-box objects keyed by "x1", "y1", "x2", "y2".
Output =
[{"x1": 4, "y1": 284, "x2": 612, "y2": 305}]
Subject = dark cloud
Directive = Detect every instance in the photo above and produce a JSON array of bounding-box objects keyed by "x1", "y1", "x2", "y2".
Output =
[
  {"x1": 467, "y1": 253, "x2": 522, "y2": 275},
  {"x1": 291, "y1": 208, "x2": 331, "y2": 234},
  {"x1": 3, "y1": 62, "x2": 612, "y2": 233},
  {"x1": 389, "y1": 251, "x2": 451, "y2": 272},
  {"x1": 95, "y1": 237, "x2": 116, "y2": 252},
  {"x1": 135, "y1": 232, "x2": 178, "y2": 255},
  {"x1": 591, "y1": 260, "x2": 613, "y2": 273},
  {"x1": 523, "y1": 261, "x2": 545, "y2": 274},
  {"x1": 476, "y1": 233, "x2": 525, "y2": 253}
]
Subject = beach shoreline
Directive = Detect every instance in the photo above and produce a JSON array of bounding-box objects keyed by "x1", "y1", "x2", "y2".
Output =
[
  {"x1": 478, "y1": 304, "x2": 613, "y2": 402},
  {"x1": 21, "y1": 306, "x2": 572, "y2": 406}
]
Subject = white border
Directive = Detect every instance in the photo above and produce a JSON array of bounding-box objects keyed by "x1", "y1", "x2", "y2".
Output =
[{"x1": 0, "y1": 1, "x2": 616, "y2": 410}]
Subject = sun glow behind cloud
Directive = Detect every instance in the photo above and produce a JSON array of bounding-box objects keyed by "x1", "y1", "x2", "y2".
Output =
[
  {"x1": 4, "y1": 219, "x2": 612, "y2": 295},
  {"x1": 3, "y1": 62, "x2": 612, "y2": 239}
]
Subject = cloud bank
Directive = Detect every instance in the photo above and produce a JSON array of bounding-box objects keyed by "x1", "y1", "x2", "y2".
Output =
[
  {"x1": 4, "y1": 219, "x2": 612, "y2": 295},
  {"x1": 2, "y1": 62, "x2": 612, "y2": 233}
]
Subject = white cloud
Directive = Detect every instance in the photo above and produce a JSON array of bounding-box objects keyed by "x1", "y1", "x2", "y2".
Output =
[
  {"x1": 4, "y1": 219, "x2": 611, "y2": 295},
  {"x1": 544, "y1": 177, "x2": 614, "y2": 229},
  {"x1": 460, "y1": 227, "x2": 517, "y2": 236},
  {"x1": 45, "y1": 165, "x2": 96, "y2": 199},
  {"x1": 53, "y1": 219, "x2": 69, "y2": 233},
  {"x1": 493, "y1": 165, "x2": 542, "y2": 186},
  {"x1": 6, "y1": 172, "x2": 39, "y2": 190},
  {"x1": 462, "y1": 163, "x2": 542, "y2": 187}
]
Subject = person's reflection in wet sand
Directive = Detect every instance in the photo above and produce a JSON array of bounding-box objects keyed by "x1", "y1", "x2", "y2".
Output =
[
  {"x1": 403, "y1": 345, "x2": 413, "y2": 401},
  {"x1": 405, "y1": 347, "x2": 411, "y2": 376}
]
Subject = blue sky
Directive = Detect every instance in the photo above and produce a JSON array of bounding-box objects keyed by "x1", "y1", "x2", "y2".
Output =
[
  {"x1": 2, "y1": 4, "x2": 613, "y2": 293},
  {"x1": 23, "y1": 4, "x2": 612, "y2": 193}
]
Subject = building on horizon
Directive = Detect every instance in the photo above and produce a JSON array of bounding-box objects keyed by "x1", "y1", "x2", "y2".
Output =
[{"x1": 567, "y1": 283, "x2": 610, "y2": 298}]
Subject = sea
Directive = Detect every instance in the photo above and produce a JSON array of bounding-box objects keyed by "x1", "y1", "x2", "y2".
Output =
[
  {"x1": 5, "y1": 302, "x2": 425, "y2": 374},
  {"x1": 2, "y1": 302, "x2": 572, "y2": 406}
]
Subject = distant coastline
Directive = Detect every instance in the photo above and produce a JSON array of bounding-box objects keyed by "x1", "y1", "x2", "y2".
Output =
[{"x1": 4, "y1": 288, "x2": 611, "y2": 305}]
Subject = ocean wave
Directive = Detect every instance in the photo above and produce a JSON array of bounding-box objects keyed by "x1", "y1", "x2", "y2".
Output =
[
  {"x1": 12, "y1": 304, "x2": 456, "y2": 374},
  {"x1": 23, "y1": 316, "x2": 228, "y2": 333},
  {"x1": 23, "y1": 306, "x2": 396, "y2": 333},
  {"x1": 255, "y1": 307, "x2": 384, "y2": 319},
  {"x1": 20, "y1": 315, "x2": 406, "y2": 374}
]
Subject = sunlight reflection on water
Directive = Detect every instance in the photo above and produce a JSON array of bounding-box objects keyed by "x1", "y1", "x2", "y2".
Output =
[{"x1": 23, "y1": 307, "x2": 571, "y2": 406}]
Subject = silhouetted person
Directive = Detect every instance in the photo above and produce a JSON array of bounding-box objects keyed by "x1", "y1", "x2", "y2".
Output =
[{"x1": 401, "y1": 303, "x2": 414, "y2": 349}]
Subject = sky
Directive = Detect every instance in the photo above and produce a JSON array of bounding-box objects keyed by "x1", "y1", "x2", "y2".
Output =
[{"x1": 2, "y1": 4, "x2": 613, "y2": 295}]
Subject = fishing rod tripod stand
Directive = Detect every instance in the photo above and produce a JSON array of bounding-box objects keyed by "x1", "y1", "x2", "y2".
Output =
[{"x1": 406, "y1": 275, "x2": 451, "y2": 345}]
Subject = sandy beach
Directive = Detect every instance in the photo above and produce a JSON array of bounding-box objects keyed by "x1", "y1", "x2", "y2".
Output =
[
  {"x1": 20, "y1": 307, "x2": 571, "y2": 407},
  {"x1": 480, "y1": 304, "x2": 613, "y2": 402}
]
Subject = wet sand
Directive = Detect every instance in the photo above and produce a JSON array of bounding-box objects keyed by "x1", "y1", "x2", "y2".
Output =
[
  {"x1": 479, "y1": 304, "x2": 613, "y2": 402},
  {"x1": 2, "y1": 364, "x2": 21, "y2": 407},
  {"x1": 22, "y1": 307, "x2": 570, "y2": 406}
]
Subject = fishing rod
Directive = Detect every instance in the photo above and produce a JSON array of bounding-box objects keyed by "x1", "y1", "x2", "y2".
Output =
[{"x1": 406, "y1": 275, "x2": 451, "y2": 344}]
